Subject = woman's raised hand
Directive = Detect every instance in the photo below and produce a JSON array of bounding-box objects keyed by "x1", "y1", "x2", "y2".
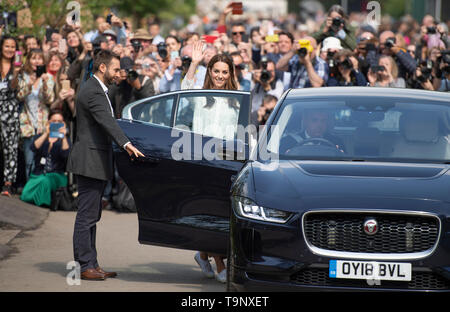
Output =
[{"x1": 192, "y1": 41, "x2": 206, "y2": 65}]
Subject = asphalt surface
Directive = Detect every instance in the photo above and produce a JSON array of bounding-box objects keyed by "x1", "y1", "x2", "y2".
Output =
[{"x1": 0, "y1": 195, "x2": 225, "y2": 291}]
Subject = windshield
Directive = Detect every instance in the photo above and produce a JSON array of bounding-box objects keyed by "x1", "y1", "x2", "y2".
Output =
[{"x1": 263, "y1": 97, "x2": 450, "y2": 163}]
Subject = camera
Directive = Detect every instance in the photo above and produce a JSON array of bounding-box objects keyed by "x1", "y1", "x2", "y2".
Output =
[
  {"x1": 417, "y1": 60, "x2": 433, "y2": 82},
  {"x1": 131, "y1": 40, "x2": 142, "y2": 53},
  {"x1": 297, "y1": 48, "x2": 307, "y2": 58},
  {"x1": 259, "y1": 56, "x2": 271, "y2": 83},
  {"x1": 337, "y1": 57, "x2": 353, "y2": 70},
  {"x1": 157, "y1": 42, "x2": 168, "y2": 59},
  {"x1": 442, "y1": 50, "x2": 450, "y2": 65},
  {"x1": 180, "y1": 55, "x2": 192, "y2": 71},
  {"x1": 427, "y1": 26, "x2": 436, "y2": 34},
  {"x1": 385, "y1": 37, "x2": 396, "y2": 49},
  {"x1": 127, "y1": 69, "x2": 139, "y2": 82},
  {"x1": 331, "y1": 17, "x2": 344, "y2": 31},
  {"x1": 327, "y1": 51, "x2": 335, "y2": 68}
]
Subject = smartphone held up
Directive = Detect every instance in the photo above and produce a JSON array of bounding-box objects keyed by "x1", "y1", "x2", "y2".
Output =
[{"x1": 231, "y1": 2, "x2": 243, "y2": 15}]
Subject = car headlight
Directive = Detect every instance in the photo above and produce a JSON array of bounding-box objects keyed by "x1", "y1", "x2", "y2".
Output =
[{"x1": 235, "y1": 197, "x2": 292, "y2": 224}]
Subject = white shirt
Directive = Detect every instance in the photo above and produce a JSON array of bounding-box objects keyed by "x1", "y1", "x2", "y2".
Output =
[
  {"x1": 93, "y1": 75, "x2": 130, "y2": 150},
  {"x1": 93, "y1": 75, "x2": 114, "y2": 117}
]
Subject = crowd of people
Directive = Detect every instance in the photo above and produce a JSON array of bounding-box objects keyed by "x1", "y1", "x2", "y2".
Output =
[
  {"x1": 0, "y1": 8, "x2": 449, "y2": 198},
  {"x1": 0, "y1": 1, "x2": 449, "y2": 284},
  {"x1": 0, "y1": 3, "x2": 448, "y2": 200}
]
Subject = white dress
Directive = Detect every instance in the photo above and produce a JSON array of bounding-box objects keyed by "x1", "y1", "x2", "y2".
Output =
[{"x1": 181, "y1": 78, "x2": 239, "y2": 141}]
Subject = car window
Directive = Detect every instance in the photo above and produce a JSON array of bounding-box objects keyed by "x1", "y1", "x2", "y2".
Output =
[
  {"x1": 130, "y1": 96, "x2": 174, "y2": 127},
  {"x1": 265, "y1": 97, "x2": 450, "y2": 163},
  {"x1": 174, "y1": 93, "x2": 244, "y2": 141}
]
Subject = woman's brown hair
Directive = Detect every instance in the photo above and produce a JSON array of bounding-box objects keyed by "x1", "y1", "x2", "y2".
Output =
[
  {"x1": 203, "y1": 53, "x2": 238, "y2": 90},
  {"x1": 23, "y1": 48, "x2": 45, "y2": 75},
  {"x1": 203, "y1": 53, "x2": 239, "y2": 109}
]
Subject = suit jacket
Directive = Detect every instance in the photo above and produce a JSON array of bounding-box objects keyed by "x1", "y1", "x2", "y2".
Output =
[{"x1": 67, "y1": 76, "x2": 129, "y2": 181}]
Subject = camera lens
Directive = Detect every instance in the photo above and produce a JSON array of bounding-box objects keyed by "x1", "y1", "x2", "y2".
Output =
[
  {"x1": 127, "y1": 70, "x2": 139, "y2": 82},
  {"x1": 260, "y1": 70, "x2": 271, "y2": 83},
  {"x1": 297, "y1": 47, "x2": 307, "y2": 58},
  {"x1": 157, "y1": 43, "x2": 168, "y2": 59}
]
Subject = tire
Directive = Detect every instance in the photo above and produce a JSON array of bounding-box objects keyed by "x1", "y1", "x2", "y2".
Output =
[{"x1": 226, "y1": 234, "x2": 238, "y2": 292}]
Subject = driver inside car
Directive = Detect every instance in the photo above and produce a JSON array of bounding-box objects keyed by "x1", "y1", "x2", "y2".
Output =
[{"x1": 281, "y1": 109, "x2": 346, "y2": 154}]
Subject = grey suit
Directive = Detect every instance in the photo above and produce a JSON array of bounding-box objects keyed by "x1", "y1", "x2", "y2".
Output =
[{"x1": 69, "y1": 76, "x2": 129, "y2": 272}]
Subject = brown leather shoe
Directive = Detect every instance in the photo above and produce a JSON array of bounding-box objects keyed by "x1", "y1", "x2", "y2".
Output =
[
  {"x1": 96, "y1": 267, "x2": 117, "y2": 278},
  {"x1": 81, "y1": 268, "x2": 106, "y2": 281}
]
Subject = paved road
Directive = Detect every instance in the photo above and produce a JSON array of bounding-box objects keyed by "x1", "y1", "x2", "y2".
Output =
[{"x1": 0, "y1": 206, "x2": 225, "y2": 292}]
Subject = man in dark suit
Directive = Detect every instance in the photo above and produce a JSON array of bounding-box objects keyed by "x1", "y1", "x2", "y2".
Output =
[{"x1": 67, "y1": 50, "x2": 144, "y2": 281}]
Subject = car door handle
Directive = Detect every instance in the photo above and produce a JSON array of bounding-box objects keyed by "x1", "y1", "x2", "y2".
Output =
[{"x1": 131, "y1": 154, "x2": 160, "y2": 164}]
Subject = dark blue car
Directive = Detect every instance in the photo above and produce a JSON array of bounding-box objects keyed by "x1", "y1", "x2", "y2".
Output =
[{"x1": 115, "y1": 87, "x2": 450, "y2": 291}]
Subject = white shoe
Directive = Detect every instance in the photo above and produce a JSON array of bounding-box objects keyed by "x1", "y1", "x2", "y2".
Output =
[
  {"x1": 215, "y1": 269, "x2": 227, "y2": 283},
  {"x1": 194, "y1": 252, "x2": 214, "y2": 278}
]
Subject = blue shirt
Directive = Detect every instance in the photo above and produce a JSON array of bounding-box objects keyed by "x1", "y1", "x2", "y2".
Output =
[{"x1": 288, "y1": 55, "x2": 329, "y2": 88}]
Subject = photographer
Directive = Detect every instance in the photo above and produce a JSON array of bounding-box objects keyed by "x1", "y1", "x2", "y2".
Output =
[
  {"x1": 354, "y1": 32, "x2": 379, "y2": 78},
  {"x1": 326, "y1": 49, "x2": 367, "y2": 87},
  {"x1": 251, "y1": 57, "x2": 283, "y2": 113},
  {"x1": 367, "y1": 55, "x2": 406, "y2": 88},
  {"x1": 312, "y1": 4, "x2": 357, "y2": 51},
  {"x1": 17, "y1": 49, "x2": 55, "y2": 180},
  {"x1": 379, "y1": 30, "x2": 416, "y2": 80},
  {"x1": 437, "y1": 60, "x2": 450, "y2": 92},
  {"x1": 20, "y1": 109, "x2": 71, "y2": 207},
  {"x1": 67, "y1": 36, "x2": 105, "y2": 93},
  {"x1": 230, "y1": 51, "x2": 251, "y2": 91},
  {"x1": 255, "y1": 94, "x2": 278, "y2": 127},
  {"x1": 139, "y1": 55, "x2": 163, "y2": 95},
  {"x1": 159, "y1": 43, "x2": 206, "y2": 92},
  {"x1": 130, "y1": 29, "x2": 155, "y2": 60},
  {"x1": 276, "y1": 36, "x2": 328, "y2": 89},
  {"x1": 108, "y1": 57, "x2": 155, "y2": 119}
]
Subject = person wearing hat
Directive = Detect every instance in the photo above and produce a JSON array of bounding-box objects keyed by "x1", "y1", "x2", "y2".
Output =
[
  {"x1": 319, "y1": 36, "x2": 343, "y2": 65},
  {"x1": 102, "y1": 29, "x2": 117, "y2": 50},
  {"x1": 131, "y1": 28, "x2": 154, "y2": 54}
]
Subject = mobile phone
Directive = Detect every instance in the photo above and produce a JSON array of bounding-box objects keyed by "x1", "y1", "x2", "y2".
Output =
[
  {"x1": 58, "y1": 39, "x2": 67, "y2": 53},
  {"x1": 231, "y1": 2, "x2": 243, "y2": 15},
  {"x1": 106, "y1": 14, "x2": 112, "y2": 25},
  {"x1": 14, "y1": 50, "x2": 22, "y2": 67},
  {"x1": 202, "y1": 35, "x2": 218, "y2": 44},
  {"x1": 61, "y1": 80, "x2": 70, "y2": 91},
  {"x1": 370, "y1": 65, "x2": 385, "y2": 73},
  {"x1": 45, "y1": 28, "x2": 56, "y2": 42},
  {"x1": 36, "y1": 65, "x2": 46, "y2": 78},
  {"x1": 170, "y1": 50, "x2": 179, "y2": 60},
  {"x1": 49, "y1": 123, "x2": 64, "y2": 139}
]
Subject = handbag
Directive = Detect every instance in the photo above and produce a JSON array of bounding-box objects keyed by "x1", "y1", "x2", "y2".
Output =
[{"x1": 51, "y1": 187, "x2": 77, "y2": 211}]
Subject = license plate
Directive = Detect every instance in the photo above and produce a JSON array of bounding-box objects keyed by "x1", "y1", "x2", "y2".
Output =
[{"x1": 329, "y1": 260, "x2": 412, "y2": 281}]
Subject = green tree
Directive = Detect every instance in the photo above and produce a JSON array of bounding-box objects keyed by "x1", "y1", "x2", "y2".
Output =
[{"x1": 114, "y1": 0, "x2": 196, "y2": 26}]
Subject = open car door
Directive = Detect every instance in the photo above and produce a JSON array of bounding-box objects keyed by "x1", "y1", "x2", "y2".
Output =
[{"x1": 114, "y1": 90, "x2": 251, "y2": 255}]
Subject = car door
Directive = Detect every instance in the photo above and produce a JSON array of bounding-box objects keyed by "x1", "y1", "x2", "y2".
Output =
[{"x1": 114, "y1": 90, "x2": 251, "y2": 255}]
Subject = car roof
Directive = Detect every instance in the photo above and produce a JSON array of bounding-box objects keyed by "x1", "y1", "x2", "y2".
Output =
[{"x1": 286, "y1": 87, "x2": 450, "y2": 102}]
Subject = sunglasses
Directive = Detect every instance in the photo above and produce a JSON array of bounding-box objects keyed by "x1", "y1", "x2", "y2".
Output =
[
  {"x1": 232, "y1": 31, "x2": 245, "y2": 36},
  {"x1": 142, "y1": 63, "x2": 157, "y2": 68}
]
